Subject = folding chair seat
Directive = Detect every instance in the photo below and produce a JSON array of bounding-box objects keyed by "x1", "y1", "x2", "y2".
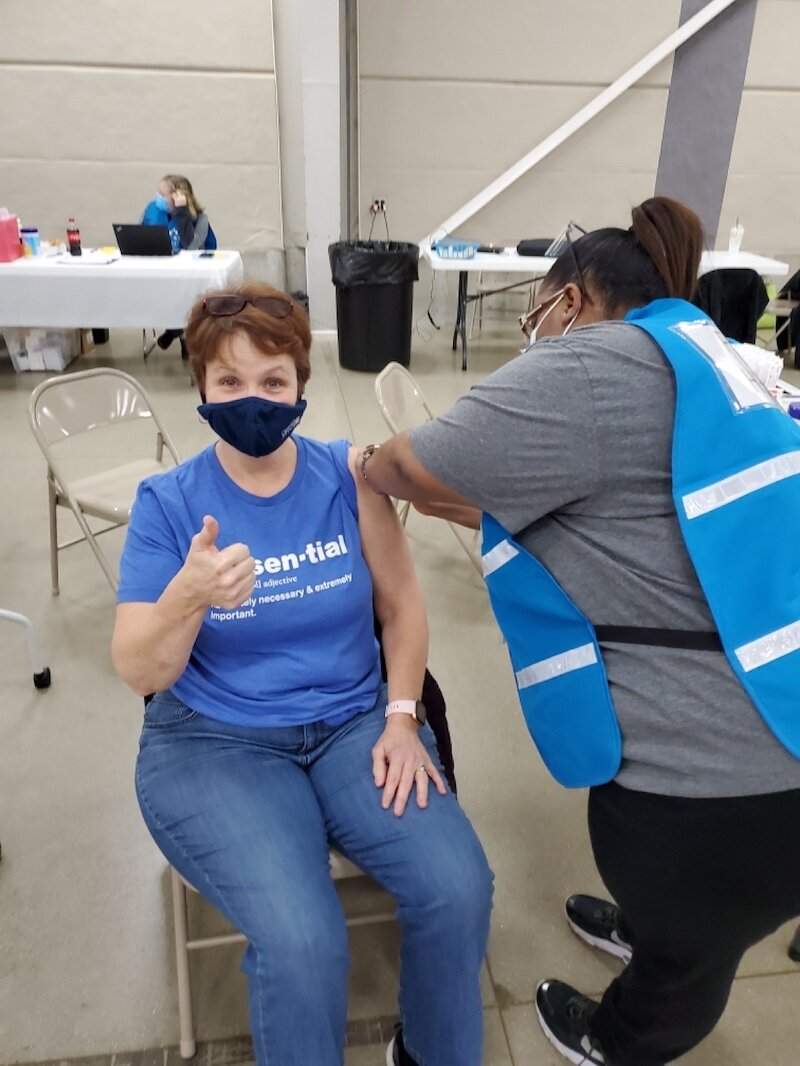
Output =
[
  {"x1": 374, "y1": 362, "x2": 482, "y2": 575},
  {"x1": 28, "y1": 368, "x2": 180, "y2": 594}
]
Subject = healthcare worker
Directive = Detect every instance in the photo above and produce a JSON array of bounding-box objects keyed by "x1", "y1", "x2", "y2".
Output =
[{"x1": 357, "y1": 196, "x2": 800, "y2": 1066}]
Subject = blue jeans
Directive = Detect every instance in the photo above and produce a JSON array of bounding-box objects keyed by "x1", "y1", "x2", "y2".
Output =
[{"x1": 135, "y1": 688, "x2": 493, "y2": 1066}]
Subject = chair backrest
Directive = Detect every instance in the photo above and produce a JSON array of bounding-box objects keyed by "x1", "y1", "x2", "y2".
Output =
[
  {"x1": 374, "y1": 362, "x2": 435, "y2": 434},
  {"x1": 695, "y1": 268, "x2": 769, "y2": 345},
  {"x1": 29, "y1": 368, "x2": 163, "y2": 447}
]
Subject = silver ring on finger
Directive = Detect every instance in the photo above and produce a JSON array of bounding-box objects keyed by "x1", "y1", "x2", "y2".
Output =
[{"x1": 414, "y1": 764, "x2": 427, "y2": 776}]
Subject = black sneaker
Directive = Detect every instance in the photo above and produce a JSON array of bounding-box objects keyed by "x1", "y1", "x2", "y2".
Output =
[
  {"x1": 536, "y1": 979, "x2": 606, "y2": 1065},
  {"x1": 385, "y1": 1025, "x2": 417, "y2": 1066},
  {"x1": 565, "y1": 894, "x2": 632, "y2": 963}
]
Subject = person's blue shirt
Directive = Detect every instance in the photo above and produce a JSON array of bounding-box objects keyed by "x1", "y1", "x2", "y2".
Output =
[
  {"x1": 117, "y1": 437, "x2": 381, "y2": 727},
  {"x1": 141, "y1": 200, "x2": 171, "y2": 227}
]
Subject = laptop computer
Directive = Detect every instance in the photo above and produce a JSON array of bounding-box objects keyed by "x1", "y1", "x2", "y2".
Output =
[{"x1": 113, "y1": 224, "x2": 176, "y2": 256}]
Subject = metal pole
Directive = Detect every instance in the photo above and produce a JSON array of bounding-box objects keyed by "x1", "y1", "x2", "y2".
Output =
[
  {"x1": 340, "y1": 0, "x2": 360, "y2": 240},
  {"x1": 420, "y1": 0, "x2": 744, "y2": 250}
]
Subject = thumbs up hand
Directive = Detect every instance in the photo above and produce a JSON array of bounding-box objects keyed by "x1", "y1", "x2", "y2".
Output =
[{"x1": 182, "y1": 514, "x2": 255, "y2": 609}]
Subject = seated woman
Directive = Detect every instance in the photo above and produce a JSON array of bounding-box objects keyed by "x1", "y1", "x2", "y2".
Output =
[
  {"x1": 111, "y1": 283, "x2": 493, "y2": 1066},
  {"x1": 142, "y1": 174, "x2": 216, "y2": 355},
  {"x1": 140, "y1": 173, "x2": 178, "y2": 227}
]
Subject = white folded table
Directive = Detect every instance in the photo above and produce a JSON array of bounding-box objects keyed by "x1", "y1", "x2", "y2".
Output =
[
  {"x1": 0, "y1": 250, "x2": 244, "y2": 331},
  {"x1": 421, "y1": 246, "x2": 790, "y2": 370}
]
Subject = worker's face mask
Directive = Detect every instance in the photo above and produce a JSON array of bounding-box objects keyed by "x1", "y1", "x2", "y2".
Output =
[
  {"x1": 154, "y1": 193, "x2": 170, "y2": 212},
  {"x1": 198, "y1": 396, "x2": 307, "y2": 458},
  {"x1": 529, "y1": 293, "x2": 565, "y2": 344}
]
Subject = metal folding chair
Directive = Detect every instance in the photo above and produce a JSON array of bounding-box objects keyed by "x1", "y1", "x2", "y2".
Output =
[
  {"x1": 28, "y1": 368, "x2": 180, "y2": 594},
  {"x1": 374, "y1": 362, "x2": 482, "y2": 575}
]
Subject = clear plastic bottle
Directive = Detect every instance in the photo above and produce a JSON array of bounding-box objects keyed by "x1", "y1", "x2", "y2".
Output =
[{"x1": 67, "y1": 217, "x2": 82, "y2": 256}]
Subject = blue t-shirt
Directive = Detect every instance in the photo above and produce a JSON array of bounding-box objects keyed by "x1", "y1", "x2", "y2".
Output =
[{"x1": 117, "y1": 437, "x2": 381, "y2": 727}]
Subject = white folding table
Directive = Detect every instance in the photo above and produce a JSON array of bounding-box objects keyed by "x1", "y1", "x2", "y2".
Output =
[
  {"x1": 421, "y1": 246, "x2": 790, "y2": 370},
  {"x1": 0, "y1": 250, "x2": 244, "y2": 331}
]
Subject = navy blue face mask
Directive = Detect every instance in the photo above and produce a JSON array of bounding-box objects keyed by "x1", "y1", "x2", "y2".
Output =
[{"x1": 198, "y1": 395, "x2": 307, "y2": 458}]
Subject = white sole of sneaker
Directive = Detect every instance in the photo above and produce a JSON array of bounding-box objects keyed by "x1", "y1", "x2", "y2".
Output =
[
  {"x1": 385, "y1": 1036, "x2": 396, "y2": 1065},
  {"x1": 535, "y1": 993, "x2": 603, "y2": 1065},
  {"x1": 566, "y1": 913, "x2": 632, "y2": 963}
]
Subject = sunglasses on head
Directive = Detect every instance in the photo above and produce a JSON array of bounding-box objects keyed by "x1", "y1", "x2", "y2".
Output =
[{"x1": 202, "y1": 295, "x2": 294, "y2": 318}]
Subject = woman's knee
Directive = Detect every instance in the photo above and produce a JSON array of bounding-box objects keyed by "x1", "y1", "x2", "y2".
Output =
[
  {"x1": 404, "y1": 842, "x2": 494, "y2": 937},
  {"x1": 242, "y1": 914, "x2": 351, "y2": 990}
]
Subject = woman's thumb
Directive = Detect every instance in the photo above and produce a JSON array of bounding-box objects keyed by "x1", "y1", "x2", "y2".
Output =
[{"x1": 197, "y1": 514, "x2": 219, "y2": 546}]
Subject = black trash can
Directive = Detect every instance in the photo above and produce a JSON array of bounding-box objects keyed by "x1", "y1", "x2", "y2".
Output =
[{"x1": 329, "y1": 240, "x2": 419, "y2": 372}]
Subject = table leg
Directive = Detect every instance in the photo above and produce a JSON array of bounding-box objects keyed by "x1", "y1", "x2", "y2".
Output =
[
  {"x1": 451, "y1": 271, "x2": 469, "y2": 370},
  {"x1": 452, "y1": 271, "x2": 464, "y2": 351},
  {"x1": 142, "y1": 329, "x2": 157, "y2": 360}
]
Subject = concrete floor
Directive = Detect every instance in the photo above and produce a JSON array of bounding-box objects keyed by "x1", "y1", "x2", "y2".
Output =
[{"x1": 1, "y1": 311, "x2": 799, "y2": 1066}]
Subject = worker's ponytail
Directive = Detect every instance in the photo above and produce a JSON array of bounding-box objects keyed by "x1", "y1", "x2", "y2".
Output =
[{"x1": 545, "y1": 196, "x2": 705, "y2": 313}]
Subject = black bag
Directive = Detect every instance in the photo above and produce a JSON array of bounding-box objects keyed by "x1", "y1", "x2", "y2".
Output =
[{"x1": 516, "y1": 238, "x2": 555, "y2": 257}]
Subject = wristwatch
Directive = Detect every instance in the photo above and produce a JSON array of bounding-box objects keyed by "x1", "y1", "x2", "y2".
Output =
[
  {"x1": 360, "y1": 443, "x2": 380, "y2": 482},
  {"x1": 385, "y1": 699, "x2": 427, "y2": 725}
]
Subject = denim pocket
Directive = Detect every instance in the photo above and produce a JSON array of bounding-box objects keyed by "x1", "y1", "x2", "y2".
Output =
[{"x1": 142, "y1": 690, "x2": 199, "y2": 729}]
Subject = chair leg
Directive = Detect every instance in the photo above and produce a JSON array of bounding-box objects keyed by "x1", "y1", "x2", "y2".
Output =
[
  {"x1": 47, "y1": 477, "x2": 59, "y2": 596},
  {"x1": 68, "y1": 504, "x2": 120, "y2": 591},
  {"x1": 171, "y1": 867, "x2": 197, "y2": 1059}
]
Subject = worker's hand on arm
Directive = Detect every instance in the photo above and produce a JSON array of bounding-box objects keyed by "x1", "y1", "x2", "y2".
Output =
[
  {"x1": 171, "y1": 190, "x2": 188, "y2": 208},
  {"x1": 356, "y1": 434, "x2": 477, "y2": 513}
]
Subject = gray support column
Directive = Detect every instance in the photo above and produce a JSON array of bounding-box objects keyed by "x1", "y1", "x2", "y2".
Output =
[
  {"x1": 340, "y1": 0, "x2": 360, "y2": 242},
  {"x1": 655, "y1": 0, "x2": 757, "y2": 244}
]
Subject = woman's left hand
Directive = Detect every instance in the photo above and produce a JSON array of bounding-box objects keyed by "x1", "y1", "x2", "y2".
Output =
[
  {"x1": 372, "y1": 716, "x2": 446, "y2": 817},
  {"x1": 172, "y1": 190, "x2": 188, "y2": 208}
]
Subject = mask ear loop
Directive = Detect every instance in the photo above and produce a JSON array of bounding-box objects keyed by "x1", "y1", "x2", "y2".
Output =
[{"x1": 561, "y1": 310, "x2": 580, "y2": 337}]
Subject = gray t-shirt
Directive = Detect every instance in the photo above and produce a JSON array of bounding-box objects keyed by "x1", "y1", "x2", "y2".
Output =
[{"x1": 411, "y1": 320, "x2": 800, "y2": 797}]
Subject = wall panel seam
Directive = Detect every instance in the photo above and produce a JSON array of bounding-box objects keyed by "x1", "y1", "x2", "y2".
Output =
[
  {"x1": 360, "y1": 75, "x2": 672, "y2": 90},
  {"x1": 0, "y1": 61, "x2": 275, "y2": 77}
]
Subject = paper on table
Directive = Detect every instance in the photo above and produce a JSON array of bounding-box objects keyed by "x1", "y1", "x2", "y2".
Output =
[{"x1": 56, "y1": 249, "x2": 120, "y2": 265}]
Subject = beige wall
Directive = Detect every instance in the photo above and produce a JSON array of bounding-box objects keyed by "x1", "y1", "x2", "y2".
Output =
[
  {"x1": 0, "y1": 0, "x2": 282, "y2": 276},
  {"x1": 359, "y1": 0, "x2": 800, "y2": 259},
  {"x1": 3, "y1": 1, "x2": 798, "y2": 295}
]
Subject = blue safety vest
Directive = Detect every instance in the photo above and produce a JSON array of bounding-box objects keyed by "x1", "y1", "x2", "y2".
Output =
[{"x1": 482, "y1": 298, "x2": 800, "y2": 788}]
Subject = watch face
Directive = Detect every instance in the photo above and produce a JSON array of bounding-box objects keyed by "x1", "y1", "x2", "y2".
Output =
[{"x1": 415, "y1": 701, "x2": 427, "y2": 725}]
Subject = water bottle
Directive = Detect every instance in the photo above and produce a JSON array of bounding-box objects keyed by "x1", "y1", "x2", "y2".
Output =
[{"x1": 67, "y1": 217, "x2": 82, "y2": 256}]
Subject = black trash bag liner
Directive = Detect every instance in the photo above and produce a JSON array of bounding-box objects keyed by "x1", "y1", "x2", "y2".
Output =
[{"x1": 329, "y1": 240, "x2": 419, "y2": 288}]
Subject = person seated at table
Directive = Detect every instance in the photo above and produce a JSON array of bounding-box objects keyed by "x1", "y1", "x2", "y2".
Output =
[
  {"x1": 140, "y1": 173, "x2": 179, "y2": 227},
  {"x1": 111, "y1": 282, "x2": 493, "y2": 1066},
  {"x1": 142, "y1": 174, "x2": 217, "y2": 355},
  {"x1": 168, "y1": 174, "x2": 217, "y2": 253}
]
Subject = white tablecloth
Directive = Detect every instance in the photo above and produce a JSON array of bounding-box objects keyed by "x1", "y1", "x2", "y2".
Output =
[
  {"x1": 421, "y1": 246, "x2": 789, "y2": 279},
  {"x1": 0, "y1": 250, "x2": 244, "y2": 329}
]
